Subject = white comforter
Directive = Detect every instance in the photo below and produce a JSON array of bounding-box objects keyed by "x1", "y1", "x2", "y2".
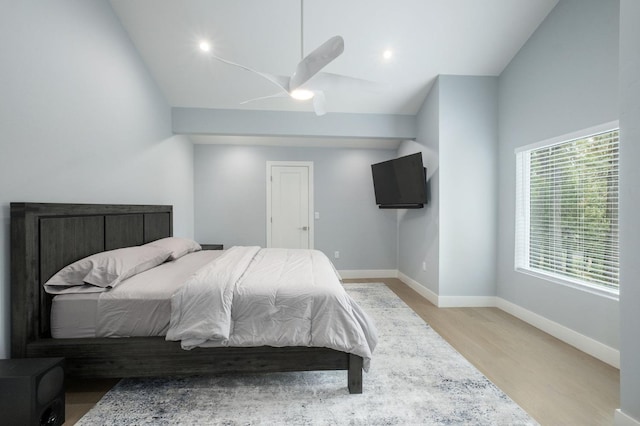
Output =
[{"x1": 166, "y1": 246, "x2": 377, "y2": 370}]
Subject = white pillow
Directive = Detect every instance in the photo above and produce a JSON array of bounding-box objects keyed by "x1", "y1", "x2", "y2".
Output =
[
  {"x1": 44, "y1": 245, "x2": 172, "y2": 294},
  {"x1": 144, "y1": 237, "x2": 201, "y2": 260}
]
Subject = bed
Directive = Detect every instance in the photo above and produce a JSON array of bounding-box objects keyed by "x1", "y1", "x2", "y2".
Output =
[{"x1": 10, "y1": 202, "x2": 374, "y2": 393}]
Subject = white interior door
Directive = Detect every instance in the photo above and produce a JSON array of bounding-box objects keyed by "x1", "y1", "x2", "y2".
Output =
[{"x1": 267, "y1": 161, "x2": 313, "y2": 249}]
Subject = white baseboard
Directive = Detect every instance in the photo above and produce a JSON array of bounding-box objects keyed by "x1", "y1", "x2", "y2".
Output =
[
  {"x1": 396, "y1": 272, "x2": 619, "y2": 368},
  {"x1": 495, "y1": 297, "x2": 620, "y2": 368},
  {"x1": 338, "y1": 269, "x2": 398, "y2": 280},
  {"x1": 397, "y1": 272, "x2": 439, "y2": 306},
  {"x1": 397, "y1": 273, "x2": 499, "y2": 307},
  {"x1": 437, "y1": 295, "x2": 498, "y2": 308},
  {"x1": 615, "y1": 409, "x2": 640, "y2": 426}
]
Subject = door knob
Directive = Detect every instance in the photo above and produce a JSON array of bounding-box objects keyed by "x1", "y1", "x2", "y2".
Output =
[{"x1": 300, "y1": 226, "x2": 309, "y2": 231}]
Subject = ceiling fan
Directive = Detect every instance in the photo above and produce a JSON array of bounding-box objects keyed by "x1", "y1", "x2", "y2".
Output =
[{"x1": 202, "y1": 1, "x2": 375, "y2": 116}]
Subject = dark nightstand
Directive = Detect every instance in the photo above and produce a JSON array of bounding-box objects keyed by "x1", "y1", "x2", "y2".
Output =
[
  {"x1": 0, "y1": 357, "x2": 65, "y2": 426},
  {"x1": 201, "y1": 244, "x2": 224, "y2": 250}
]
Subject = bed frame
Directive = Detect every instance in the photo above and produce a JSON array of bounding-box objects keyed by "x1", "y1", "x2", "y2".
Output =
[{"x1": 10, "y1": 202, "x2": 363, "y2": 393}]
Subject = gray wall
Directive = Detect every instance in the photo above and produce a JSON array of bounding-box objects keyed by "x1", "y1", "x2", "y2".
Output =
[
  {"x1": 496, "y1": 0, "x2": 620, "y2": 349},
  {"x1": 398, "y1": 76, "x2": 498, "y2": 298},
  {"x1": 194, "y1": 144, "x2": 398, "y2": 270},
  {"x1": 397, "y1": 80, "x2": 440, "y2": 293},
  {"x1": 0, "y1": 1, "x2": 195, "y2": 358},
  {"x1": 438, "y1": 76, "x2": 498, "y2": 297},
  {"x1": 618, "y1": 0, "x2": 640, "y2": 421}
]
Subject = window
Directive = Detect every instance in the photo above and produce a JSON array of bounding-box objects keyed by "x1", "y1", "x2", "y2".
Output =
[{"x1": 515, "y1": 123, "x2": 619, "y2": 295}]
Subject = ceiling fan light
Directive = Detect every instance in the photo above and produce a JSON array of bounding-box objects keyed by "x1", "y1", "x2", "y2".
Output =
[
  {"x1": 290, "y1": 89, "x2": 315, "y2": 101},
  {"x1": 199, "y1": 41, "x2": 211, "y2": 52}
]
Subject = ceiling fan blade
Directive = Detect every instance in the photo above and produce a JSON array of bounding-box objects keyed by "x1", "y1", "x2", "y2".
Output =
[
  {"x1": 239, "y1": 92, "x2": 289, "y2": 105},
  {"x1": 312, "y1": 91, "x2": 327, "y2": 116},
  {"x1": 289, "y1": 35, "x2": 344, "y2": 91},
  {"x1": 307, "y1": 72, "x2": 381, "y2": 92},
  {"x1": 210, "y1": 54, "x2": 290, "y2": 93}
]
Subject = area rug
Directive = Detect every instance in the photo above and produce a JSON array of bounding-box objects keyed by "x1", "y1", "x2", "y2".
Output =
[{"x1": 77, "y1": 283, "x2": 536, "y2": 425}]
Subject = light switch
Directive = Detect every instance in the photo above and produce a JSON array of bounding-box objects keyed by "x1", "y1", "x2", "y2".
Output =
[{"x1": 314, "y1": 212, "x2": 320, "y2": 220}]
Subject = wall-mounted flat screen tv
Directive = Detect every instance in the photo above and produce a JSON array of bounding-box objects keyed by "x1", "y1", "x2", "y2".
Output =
[{"x1": 371, "y1": 152, "x2": 427, "y2": 208}]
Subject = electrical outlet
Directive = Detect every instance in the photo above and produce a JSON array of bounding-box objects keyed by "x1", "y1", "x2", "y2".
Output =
[{"x1": 334, "y1": 251, "x2": 340, "y2": 259}]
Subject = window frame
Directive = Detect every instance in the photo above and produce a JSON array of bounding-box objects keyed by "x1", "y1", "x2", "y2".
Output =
[{"x1": 514, "y1": 121, "x2": 620, "y2": 300}]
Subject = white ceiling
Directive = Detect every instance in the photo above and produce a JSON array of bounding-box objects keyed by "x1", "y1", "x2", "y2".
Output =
[{"x1": 110, "y1": 0, "x2": 558, "y2": 117}]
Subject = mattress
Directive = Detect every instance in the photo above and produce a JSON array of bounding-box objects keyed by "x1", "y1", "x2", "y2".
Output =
[{"x1": 50, "y1": 250, "x2": 224, "y2": 338}]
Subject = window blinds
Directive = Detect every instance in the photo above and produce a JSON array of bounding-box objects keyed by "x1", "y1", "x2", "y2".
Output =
[{"x1": 515, "y1": 128, "x2": 619, "y2": 291}]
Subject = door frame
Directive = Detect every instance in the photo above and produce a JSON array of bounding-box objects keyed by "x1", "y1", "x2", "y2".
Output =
[{"x1": 266, "y1": 161, "x2": 314, "y2": 249}]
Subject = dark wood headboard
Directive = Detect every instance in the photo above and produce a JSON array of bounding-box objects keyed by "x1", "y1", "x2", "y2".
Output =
[{"x1": 10, "y1": 203, "x2": 172, "y2": 357}]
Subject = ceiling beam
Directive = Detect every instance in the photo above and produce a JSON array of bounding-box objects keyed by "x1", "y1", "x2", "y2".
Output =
[{"x1": 171, "y1": 108, "x2": 416, "y2": 140}]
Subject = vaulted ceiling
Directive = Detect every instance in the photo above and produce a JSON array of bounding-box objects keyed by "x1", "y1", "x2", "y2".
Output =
[{"x1": 110, "y1": 0, "x2": 559, "y2": 117}]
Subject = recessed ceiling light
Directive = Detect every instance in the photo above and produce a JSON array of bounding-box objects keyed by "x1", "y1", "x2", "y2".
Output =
[
  {"x1": 199, "y1": 41, "x2": 211, "y2": 52},
  {"x1": 383, "y1": 49, "x2": 393, "y2": 61},
  {"x1": 290, "y1": 89, "x2": 315, "y2": 101}
]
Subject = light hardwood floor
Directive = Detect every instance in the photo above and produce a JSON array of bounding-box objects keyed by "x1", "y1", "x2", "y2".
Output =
[{"x1": 64, "y1": 278, "x2": 620, "y2": 425}]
